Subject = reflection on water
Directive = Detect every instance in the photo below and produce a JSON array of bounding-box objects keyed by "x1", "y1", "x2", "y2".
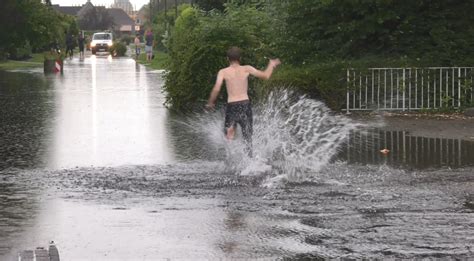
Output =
[
  {"x1": 1, "y1": 57, "x2": 473, "y2": 259},
  {"x1": 339, "y1": 130, "x2": 474, "y2": 169},
  {"x1": 0, "y1": 71, "x2": 54, "y2": 170},
  {"x1": 1, "y1": 57, "x2": 175, "y2": 170},
  {"x1": 49, "y1": 57, "x2": 174, "y2": 169}
]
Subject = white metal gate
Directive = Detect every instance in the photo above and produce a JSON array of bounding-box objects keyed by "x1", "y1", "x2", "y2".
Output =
[{"x1": 346, "y1": 67, "x2": 474, "y2": 112}]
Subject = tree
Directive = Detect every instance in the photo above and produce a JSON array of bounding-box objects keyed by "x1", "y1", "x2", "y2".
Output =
[
  {"x1": 194, "y1": 0, "x2": 225, "y2": 11},
  {"x1": 280, "y1": 0, "x2": 474, "y2": 65},
  {"x1": 0, "y1": 0, "x2": 76, "y2": 59},
  {"x1": 78, "y1": 6, "x2": 114, "y2": 31}
]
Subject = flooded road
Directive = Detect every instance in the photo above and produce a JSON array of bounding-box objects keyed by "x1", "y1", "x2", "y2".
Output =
[{"x1": 1, "y1": 57, "x2": 473, "y2": 260}]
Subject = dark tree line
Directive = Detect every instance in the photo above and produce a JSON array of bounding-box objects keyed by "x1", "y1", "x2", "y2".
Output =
[
  {"x1": 0, "y1": 0, "x2": 76, "y2": 59},
  {"x1": 281, "y1": 0, "x2": 474, "y2": 65}
]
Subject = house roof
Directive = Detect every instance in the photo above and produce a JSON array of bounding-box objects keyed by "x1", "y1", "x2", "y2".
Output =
[
  {"x1": 137, "y1": 5, "x2": 148, "y2": 24},
  {"x1": 52, "y1": 5, "x2": 82, "y2": 16},
  {"x1": 76, "y1": 2, "x2": 96, "y2": 18},
  {"x1": 107, "y1": 8, "x2": 135, "y2": 26}
]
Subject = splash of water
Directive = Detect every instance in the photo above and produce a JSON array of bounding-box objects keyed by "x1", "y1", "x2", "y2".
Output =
[{"x1": 179, "y1": 90, "x2": 364, "y2": 182}]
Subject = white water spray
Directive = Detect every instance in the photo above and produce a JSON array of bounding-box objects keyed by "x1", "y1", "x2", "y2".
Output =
[{"x1": 180, "y1": 90, "x2": 364, "y2": 182}]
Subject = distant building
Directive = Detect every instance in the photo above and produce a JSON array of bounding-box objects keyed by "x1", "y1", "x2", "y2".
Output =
[
  {"x1": 52, "y1": 1, "x2": 138, "y2": 34},
  {"x1": 51, "y1": 5, "x2": 82, "y2": 16},
  {"x1": 136, "y1": 5, "x2": 149, "y2": 26},
  {"x1": 107, "y1": 8, "x2": 136, "y2": 33},
  {"x1": 52, "y1": 1, "x2": 101, "y2": 17},
  {"x1": 76, "y1": 1, "x2": 97, "y2": 17},
  {"x1": 111, "y1": 0, "x2": 134, "y2": 16}
]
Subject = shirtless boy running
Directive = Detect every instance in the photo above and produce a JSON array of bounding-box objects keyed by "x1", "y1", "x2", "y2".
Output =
[{"x1": 206, "y1": 47, "x2": 281, "y2": 155}]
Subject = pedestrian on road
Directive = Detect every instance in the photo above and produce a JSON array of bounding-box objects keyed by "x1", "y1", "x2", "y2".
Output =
[
  {"x1": 65, "y1": 33, "x2": 74, "y2": 59},
  {"x1": 206, "y1": 47, "x2": 281, "y2": 157},
  {"x1": 78, "y1": 31, "x2": 85, "y2": 59},
  {"x1": 134, "y1": 34, "x2": 141, "y2": 60},
  {"x1": 145, "y1": 29, "x2": 154, "y2": 62}
]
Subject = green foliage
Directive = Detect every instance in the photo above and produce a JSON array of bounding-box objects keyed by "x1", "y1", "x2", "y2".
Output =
[
  {"x1": 0, "y1": 53, "x2": 44, "y2": 70},
  {"x1": 109, "y1": 41, "x2": 127, "y2": 57},
  {"x1": 146, "y1": 4, "x2": 192, "y2": 52},
  {"x1": 155, "y1": 0, "x2": 474, "y2": 111},
  {"x1": 194, "y1": 0, "x2": 225, "y2": 11},
  {"x1": 0, "y1": 0, "x2": 77, "y2": 59},
  {"x1": 120, "y1": 35, "x2": 133, "y2": 45},
  {"x1": 8, "y1": 41, "x2": 32, "y2": 60},
  {"x1": 259, "y1": 60, "x2": 354, "y2": 110},
  {"x1": 136, "y1": 50, "x2": 169, "y2": 70},
  {"x1": 279, "y1": 0, "x2": 474, "y2": 66},
  {"x1": 164, "y1": 4, "x2": 275, "y2": 110}
]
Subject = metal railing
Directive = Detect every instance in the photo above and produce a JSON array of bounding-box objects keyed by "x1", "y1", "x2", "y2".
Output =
[{"x1": 345, "y1": 67, "x2": 474, "y2": 112}]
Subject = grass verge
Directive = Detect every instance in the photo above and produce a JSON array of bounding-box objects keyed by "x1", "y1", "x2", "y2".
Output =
[
  {"x1": 135, "y1": 50, "x2": 168, "y2": 70},
  {"x1": 0, "y1": 53, "x2": 44, "y2": 70}
]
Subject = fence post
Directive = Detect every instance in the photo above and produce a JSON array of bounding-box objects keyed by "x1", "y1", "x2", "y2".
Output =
[
  {"x1": 346, "y1": 69, "x2": 350, "y2": 114},
  {"x1": 458, "y1": 67, "x2": 461, "y2": 108},
  {"x1": 402, "y1": 69, "x2": 406, "y2": 111}
]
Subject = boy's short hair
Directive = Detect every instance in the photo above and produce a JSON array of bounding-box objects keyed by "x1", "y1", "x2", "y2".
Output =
[{"x1": 227, "y1": 47, "x2": 241, "y2": 62}]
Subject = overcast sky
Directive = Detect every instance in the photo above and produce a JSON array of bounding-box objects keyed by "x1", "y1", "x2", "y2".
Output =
[{"x1": 51, "y1": 0, "x2": 148, "y2": 10}]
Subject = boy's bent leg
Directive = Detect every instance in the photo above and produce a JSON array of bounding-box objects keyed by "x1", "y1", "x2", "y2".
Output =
[{"x1": 226, "y1": 126, "x2": 236, "y2": 140}]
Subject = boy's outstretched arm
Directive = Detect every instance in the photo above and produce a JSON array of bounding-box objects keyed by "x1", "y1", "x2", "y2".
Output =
[
  {"x1": 246, "y1": 58, "x2": 281, "y2": 80},
  {"x1": 206, "y1": 70, "x2": 225, "y2": 109}
]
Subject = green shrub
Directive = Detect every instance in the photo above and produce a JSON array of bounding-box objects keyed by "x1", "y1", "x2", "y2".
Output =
[
  {"x1": 278, "y1": 0, "x2": 474, "y2": 66},
  {"x1": 258, "y1": 62, "x2": 348, "y2": 110},
  {"x1": 164, "y1": 4, "x2": 275, "y2": 110},
  {"x1": 8, "y1": 41, "x2": 32, "y2": 60},
  {"x1": 109, "y1": 41, "x2": 127, "y2": 57},
  {"x1": 120, "y1": 35, "x2": 133, "y2": 45}
]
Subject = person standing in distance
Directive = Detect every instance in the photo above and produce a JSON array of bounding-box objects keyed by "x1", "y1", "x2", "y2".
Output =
[
  {"x1": 78, "y1": 31, "x2": 85, "y2": 59},
  {"x1": 145, "y1": 29, "x2": 154, "y2": 62},
  {"x1": 134, "y1": 34, "x2": 141, "y2": 60}
]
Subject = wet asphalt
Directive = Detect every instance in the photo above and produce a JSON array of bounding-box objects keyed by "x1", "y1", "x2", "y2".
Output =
[{"x1": 0, "y1": 56, "x2": 473, "y2": 260}]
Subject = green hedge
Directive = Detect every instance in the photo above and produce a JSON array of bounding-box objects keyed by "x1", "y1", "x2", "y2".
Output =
[
  {"x1": 160, "y1": 1, "x2": 474, "y2": 111},
  {"x1": 110, "y1": 41, "x2": 127, "y2": 57},
  {"x1": 163, "y1": 5, "x2": 276, "y2": 110}
]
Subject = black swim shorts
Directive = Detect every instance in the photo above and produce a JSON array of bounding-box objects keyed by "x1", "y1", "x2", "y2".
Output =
[{"x1": 224, "y1": 99, "x2": 253, "y2": 144}]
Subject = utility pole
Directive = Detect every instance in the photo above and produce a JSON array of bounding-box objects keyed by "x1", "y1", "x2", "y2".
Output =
[
  {"x1": 149, "y1": 0, "x2": 153, "y2": 24},
  {"x1": 175, "y1": 0, "x2": 178, "y2": 19},
  {"x1": 164, "y1": 0, "x2": 168, "y2": 29}
]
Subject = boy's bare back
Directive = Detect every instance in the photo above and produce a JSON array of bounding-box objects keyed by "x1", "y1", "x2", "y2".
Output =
[
  {"x1": 218, "y1": 65, "x2": 251, "y2": 102},
  {"x1": 213, "y1": 62, "x2": 281, "y2": 104}
]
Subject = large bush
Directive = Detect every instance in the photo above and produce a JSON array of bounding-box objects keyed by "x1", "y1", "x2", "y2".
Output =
[
  {"x1": 164, "y1": 4, "x2": 276, "y2": 110},
  {"x1": 160, "y1": 0, "x2": 474, "y2": 111},
  {"x1": 278, "y1": 0, "x2": 474, "y2": 66},
  {"x1": 110, "y1": 41, "x2": 127, "y2": 57},
  {"x1": 0, "y1": 0, "x2": 77, "y2": 59},
  {"x1": 8, "y1": 41, "x2": 32, "y2": 60}
]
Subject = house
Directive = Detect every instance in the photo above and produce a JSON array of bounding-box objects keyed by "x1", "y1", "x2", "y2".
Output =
[
  {"x1": 107, "y1": 8, "x2": 136, "y2": 34},
  {"x1": 136, "y1": 5, "x2": 148, "y2": 26},
  {"x1": 51, "y1": 5, "x2": 82, "y2": 16},
  {"x1": 111, "y1": 0, "x2": 134, "y2": 16},
  {"x1": 52, "y1": 1, "x2": 137, "y2": 34},
  {"x1": 52, "y1": 0, "x2": 96, "y2": 17}
]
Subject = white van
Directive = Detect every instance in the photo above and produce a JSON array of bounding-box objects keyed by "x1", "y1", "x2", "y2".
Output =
[{"x1": 90, "y1": 32, "x2": 113, "y2": 54}]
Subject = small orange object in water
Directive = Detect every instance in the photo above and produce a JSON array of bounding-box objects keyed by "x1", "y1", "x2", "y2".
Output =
[{"x1": 380, "y1": 148, "x2": 390, "y2": 155}]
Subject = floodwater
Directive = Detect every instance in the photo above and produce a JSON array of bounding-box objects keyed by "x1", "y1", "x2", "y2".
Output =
[{"x1": 0, "y1": 56, "x2": 473, "y2": 260}]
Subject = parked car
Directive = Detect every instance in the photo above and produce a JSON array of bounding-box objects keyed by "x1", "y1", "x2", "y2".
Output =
[{"x1": 90, "y1": 32, "x2": 113, "y2": 55}]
